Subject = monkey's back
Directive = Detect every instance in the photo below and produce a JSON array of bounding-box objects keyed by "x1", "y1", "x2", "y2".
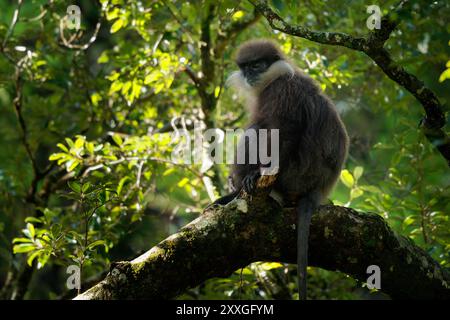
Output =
[{"x1": 252, "y1": 71, "x2": 349, "y2": 204}]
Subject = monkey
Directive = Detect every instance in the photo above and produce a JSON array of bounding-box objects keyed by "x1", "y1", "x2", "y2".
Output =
[{"x1": 212, "y1": 39, "x2": 349, "y2": 300}]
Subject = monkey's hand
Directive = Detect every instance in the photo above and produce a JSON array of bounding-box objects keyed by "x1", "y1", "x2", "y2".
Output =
[{"x1": 242, "y1": 170, "x2": 261, "y2": 195}]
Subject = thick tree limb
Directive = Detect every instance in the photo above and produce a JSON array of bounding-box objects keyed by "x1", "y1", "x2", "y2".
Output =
[
  {"x1": 76, "y1": 180, "x2": 450, "y2": 300},
  {"x1": 250, "y1": 0, "x2": 450, "y2": 166}
]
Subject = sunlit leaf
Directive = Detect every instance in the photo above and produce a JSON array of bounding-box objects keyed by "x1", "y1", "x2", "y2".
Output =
[
  {"x1": 259, "y1": 262, "x2": 283, "y2": 270},
  {"x1": 353, "y1": 166, "x2": 364, "y2": 181},
  {"x1": 350, "y1": 187, "x2": 364, "y2": 199},
  {"x1": 27, "y1": 223, "x2": 35, "y2": 239},
  {"x1": 27, "y1": 250, "x2": 42, "y2": 266},
  {"x1": 110, "y1": 18, "x2": 124, "y2": 33},
  {"x1": 177, "y1": 178, "x2": 189, "y2": 187},
  {"x1": 340, "y1": 170, "x2": 354, "y2": 188},
  {"x1": 112, "y1": 134, "x2": 123, "y2": 146},
  {"x1": 13, "y1": 244, "x2": 35, "y2": 254},
  {"x1": 403, "y1": 216, "x2": 415, "y2": 228}
]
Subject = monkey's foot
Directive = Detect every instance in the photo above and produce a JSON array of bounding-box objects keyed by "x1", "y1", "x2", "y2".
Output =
[
  {"x1": 242, "y1": 171, "x2": 261, "y2": 194},
  {"x1": 204, "y1": 203, "x2": 220, "y2": 212},
  {"x1": 204, "y1": 192, "x2": 240, "y2": 212}
]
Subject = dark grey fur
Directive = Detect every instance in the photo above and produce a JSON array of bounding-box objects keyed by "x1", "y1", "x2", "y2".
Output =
[{"x1": 215, "y1": 40, "x2": 349, "y2": 300}]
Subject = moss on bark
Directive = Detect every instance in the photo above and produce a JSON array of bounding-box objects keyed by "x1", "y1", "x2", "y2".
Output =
[{"x1": 76, "y1": 191, "x2": 450, "y2": 300}]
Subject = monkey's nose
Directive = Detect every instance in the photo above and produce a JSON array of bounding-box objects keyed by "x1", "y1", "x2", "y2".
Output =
[{"x1": 244, "y1": 70, "x2": 257, "y2": 85}]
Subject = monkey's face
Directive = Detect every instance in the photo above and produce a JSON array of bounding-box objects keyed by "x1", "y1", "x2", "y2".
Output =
[
  {"x1": 238, "y1": 57, "x2": 278, "y2": 86},
  {"x1": 238, "y1": 60, "x2": 269, "y2": 85}
]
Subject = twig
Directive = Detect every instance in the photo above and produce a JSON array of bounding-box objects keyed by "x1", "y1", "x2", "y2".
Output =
[
  {"x1": 2, "y1": 0, "x2": 23, "y2": 49},
  {"x1": 60, "y1": 19, "x2": 102, "y2": 51}
]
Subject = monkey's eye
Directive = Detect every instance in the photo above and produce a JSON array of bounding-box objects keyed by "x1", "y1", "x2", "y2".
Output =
[{"x1": 251, "y1": 62, "x2": 264, "y2": 70}]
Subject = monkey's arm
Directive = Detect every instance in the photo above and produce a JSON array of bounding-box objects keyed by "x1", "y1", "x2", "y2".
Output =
[
  {"x1": 211, "y1": 123, "x2": 275, "y2": 206},
  {"x1": 208, "y1": 170, "x2": 261, "y2": 207}
]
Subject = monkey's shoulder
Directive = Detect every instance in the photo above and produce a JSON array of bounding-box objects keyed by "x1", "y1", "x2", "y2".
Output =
[{"x1": 263, "y1": 72, "x2": 321, "y2": 100}]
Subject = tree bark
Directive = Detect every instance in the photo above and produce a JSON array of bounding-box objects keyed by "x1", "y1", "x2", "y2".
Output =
[{"x1": 75, "y1": 180, "x2": 450, "y2": 300}]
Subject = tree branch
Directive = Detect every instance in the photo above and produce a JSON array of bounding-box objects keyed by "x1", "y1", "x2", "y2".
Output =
[
  {"x1": 76, "y1": 178, "x2": 449, "y2": 300},
  {"x1": 250, "y1": 0, "x2": 450, "y2": 166},
  {"x1": 214, "y1": 9, "x2": 261, "y2": 58},
  {"x1": 366, "y1": 0, "x2": 410, "y2": 47}
]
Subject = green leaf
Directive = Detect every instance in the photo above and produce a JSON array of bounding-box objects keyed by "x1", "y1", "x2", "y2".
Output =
[
  {"x1": 82, "y1": 182, "x2": 91, "y2": 193},
  {"x1": 110, "y1": 80, "x2": 123, "y2": 93},
  {"x1": 439, "y1": 68, "x2": 450, "y2": 82},
  {"x1": 27, "y1": 223, "x2": 35, "y2": 238},
  {"x1": 57, "y1": 143, "x2": 69, "y2": 152},
  {"x1": 112, "y1": 134, "x2": 123, "y2": 146},
  {"x1": 259, "y1": 262, "x2": 283, "y2": 270},
  {"x1": 121, "y1": 81, "x2": 132, "y2": 95},
  {"x1": 13, "y1": 237, "x2": 33, "y2": 243},
  {"x1": 214, "y1": 86, "x2": 221, "y2": 98},
  {"x1": 68, "y1": 181, "x2": 81, "y2": 193},
  {"x1": 131, "y1": 80, "x2": 142, "y2": 101},
  {"x1": 154, "y1": 82, "x2": 165, "y2": 94},
  {"x1": 239, "y1": 267, "x2": 253, "y2": 275},
  {"x1": 42, "y1": 208, "x2": 56, "y2": 220},
  {"x1": 56, "y1": 154, "x2": 71, "y2": 165},
  {"x1": 68, "y1": 231, "x2": 84, "y2": 245},
  {"x1": 49, "y1": 153, "x2": 66, "y2": 161},
  {"x1": 107, "y1": 72, "x2": 120, "y2": 81},
  {"x1": 97, "y1": 51, "x2": 109, "y2": 64},
  {"x1": 51, "y1": 224, "x2": 62, "y2": 237},
  {"x1": 163, "y1": 168, "x2": 175, "y2": 176},
  {"x1": 117, "y1": 176, "x2": 130, "y2": 196},
  {"x1": 86, "y1": 142, "x2": 95, "y2": 154},
  {"x1": 74, "y1": 136, "x2": 85, "y2": 149},
  {"x1": 360, "y1": 185, "x2": 382, "y2": 194},
  {"x1": 65, "y1": 138, "x2": 74, "y2": 148},
  {"x1": 144, "y1": 72, "x2": 160, "y2": 84},
  {"x1": 350, "y1": 187, "x2": 364, "y2": 199},
  {"x1": 13, "y1": 244, "x2": 35, "y2": 254},
  {"x1": 232, "y1": 10, "x2": 244, "y2": 20},
  {"x1": 37, "y1": 252, "x2": 50, "y2": 269},
  {"x1": 87, "y1": 240, "x2": 107, "y2": 251},
  {"x1": 25, "y1": 217, "x2": 42, "y2": 224},
  {"x1": 403, "y1": 216, "x2": 415, "y2": 228},
  {"x1": 106, "y1": 8, "x2": 120, "y2": 21},
  {"x1": 110, "y1": 19, "x2": 124, "y2": 33},
  {"x1": 27, "y1": 250, "x2": 42, "y2": 266},
  {"x1": 353, "y1": 166, "x2": 364, "y2": 181},
  {"x1": 67, "y1": 159, "x2": 80, "y2": 172},
  {"x1": 340, "y1": 170, "x2": 354, "y2": 188},
  {"x1": 177, "y1": 178, "x2": 189, "y2": 187}
]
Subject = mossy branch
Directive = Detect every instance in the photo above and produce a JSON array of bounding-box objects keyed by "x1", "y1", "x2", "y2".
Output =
[{"x1": 75, "y1": 180, "x2": 450, "y2": 300}]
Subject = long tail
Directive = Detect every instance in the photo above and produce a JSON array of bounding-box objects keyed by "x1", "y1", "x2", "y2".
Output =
[{"x1": 297, "y1": 194, "x2": 319, "y2": 300}]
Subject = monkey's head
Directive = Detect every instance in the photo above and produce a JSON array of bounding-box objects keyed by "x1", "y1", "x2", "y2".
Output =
[{"x1": 228, "y1": 40, "x2": 295, "y2": 95}]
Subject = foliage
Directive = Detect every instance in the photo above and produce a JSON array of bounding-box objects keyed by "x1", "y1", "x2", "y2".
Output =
[{"x1": 0, "y1": 0, "x2": 448, "y2": 299}]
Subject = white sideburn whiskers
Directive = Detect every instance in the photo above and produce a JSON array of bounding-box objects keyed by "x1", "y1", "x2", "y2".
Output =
[
  {"x1": 226, "y1": 70, "x2": 257, "y2": 109},
  {"x1": 255, "y1": 60, "x2": 294, "y2": 92}
]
